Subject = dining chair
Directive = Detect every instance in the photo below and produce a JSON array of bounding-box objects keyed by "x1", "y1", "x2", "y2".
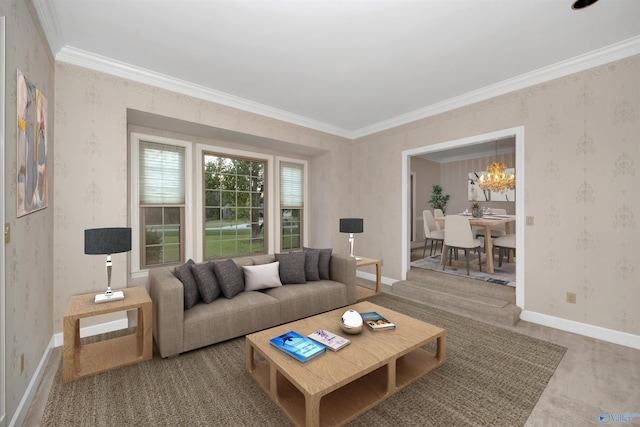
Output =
[
  {"x1": 492, "y1": 233, "x2": 516, "y2": 267},
  {"x1": 422, "y1": 210, "x2": 445, "y2": 257},
  {"x1": 475, "y1": 208, "x2": 508, "y2": 239},
  {"x1": 443, "y1": 215, "x2": 482, "y2": 275},
  {"x1": 433, "y1": 208, "x2": 444, "y2": 230}
]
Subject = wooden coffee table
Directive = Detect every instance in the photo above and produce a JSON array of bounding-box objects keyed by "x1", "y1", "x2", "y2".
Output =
[{"x1": 245, "y1": 301, "x2": 446, "y2": 427}]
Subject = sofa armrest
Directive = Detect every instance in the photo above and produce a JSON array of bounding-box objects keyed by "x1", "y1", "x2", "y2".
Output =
[
  {"x1": 329, "y1": 253, "x2": 357, "y2": 304},
  {"x1": 149, "y1": 267, "x2": 184, "y2": 358}
]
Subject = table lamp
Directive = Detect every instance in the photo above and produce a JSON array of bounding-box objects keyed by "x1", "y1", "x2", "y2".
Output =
[
  {"x1": 339, "y1": 218, "x2": 363, "y2": 259},
  {"x1": 85, "y1": 227, "x2": 132, "y2": 303}
]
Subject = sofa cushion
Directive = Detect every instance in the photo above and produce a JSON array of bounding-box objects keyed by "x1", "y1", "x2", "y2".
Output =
[
  {"x1": 191, "y1": 261, "x2": 221, "y2": 303},
  {"x1": 305, "y1": 247, "x2": 332, "y2": 280},
  {"x1": 174, "y1": 259, "x2": 200, "y2": 310},
  {"x1": 213, "y1": 258, "x2": 245, "y2": 299},
  {"x1": 243, "y1": 262, "x2": 282, "y2": 291},
  {"x1": 303, "y1": 249, "x2": 320, "y2": 281},
  {"x1": 275, "y1": 251, "x2": 307, "y2": 284}
]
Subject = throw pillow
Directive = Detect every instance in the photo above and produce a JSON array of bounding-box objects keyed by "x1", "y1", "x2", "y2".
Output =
[
  {"x1": 303, "y1": 249, "x2": 320, "y2": 281},
  {"x1": 191, "y1": 261, "x2": 221, "y2": 304},
  {"x1": 174, "y1": 259, "x2": 200, "y2": 310},
  {"x1": 305, "y1": 247, "x2": 332, "y2": 280},
  {"x1": 275, "y1": 251, "x2": 307, "y2": 284},
  {"x1": 242, "y1": 262, "x2": 282, "y2": 291},
  {"x1": 213, "y1": 258, "x2": 245, "y2": 299}
]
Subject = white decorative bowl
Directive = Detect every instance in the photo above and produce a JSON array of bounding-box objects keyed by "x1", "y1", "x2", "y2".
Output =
[{"x1": 340, "y1": 309, "x2": 363, "y2": 334}]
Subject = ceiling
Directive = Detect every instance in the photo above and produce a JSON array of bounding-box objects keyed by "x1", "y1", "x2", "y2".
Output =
[{"x1": 34, "y1": 0, "x2": 640, "y2": 139}]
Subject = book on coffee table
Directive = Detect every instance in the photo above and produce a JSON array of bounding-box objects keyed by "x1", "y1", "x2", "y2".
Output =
[
  {"x1": 270, "y1": 330, "x2": 326, "y2": 363},
  {"x1": 307, "y1": 329, "x2": 350, "y2": 351},
  {"x1": 360, "y1": 311, "x2": 396, "y2": 331}
]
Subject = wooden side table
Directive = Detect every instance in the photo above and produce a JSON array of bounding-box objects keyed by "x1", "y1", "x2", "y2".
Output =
[
  {"x1": 355, "y1": 257, "x2": 383, "y2": 301},
  {"x1": 63, "y1": 286, "x2": 152, "y2": 382}
]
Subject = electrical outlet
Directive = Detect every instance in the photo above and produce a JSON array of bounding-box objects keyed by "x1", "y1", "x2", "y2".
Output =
[
  {"x1": 526, "y1": 216, "x2": 534, "y2": 226},
  {"x1": 566, "y1": 292, "x2": 576, "y2": 304}
]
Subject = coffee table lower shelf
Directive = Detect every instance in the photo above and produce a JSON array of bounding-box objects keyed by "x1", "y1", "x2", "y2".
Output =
[{"x1": 247, "y1": 340, "x2": 444, "y2": 427}]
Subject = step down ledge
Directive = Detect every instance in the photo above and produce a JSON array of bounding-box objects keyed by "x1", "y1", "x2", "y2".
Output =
[{"x1": 394, "y1": 280, "x2": 508, "y2": 308}]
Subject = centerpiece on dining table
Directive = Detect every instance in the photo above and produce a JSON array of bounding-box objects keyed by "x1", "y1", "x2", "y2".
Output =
[{"x1": 471, "y1": 203, "x2": 484, "y2": 218}]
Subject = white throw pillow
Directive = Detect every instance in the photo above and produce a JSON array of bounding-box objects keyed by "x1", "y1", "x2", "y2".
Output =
[{"x1": 243, "y1": 262, "x2": 283, "y2": 291}]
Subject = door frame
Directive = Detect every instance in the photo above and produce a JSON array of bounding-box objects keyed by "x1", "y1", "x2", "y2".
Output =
[
  {"x1": 401, "y1": 126, "x2": 525, "y2": 308},
  {"x1": 1, "y1": 15, "x2": 7, "y2": 427}
]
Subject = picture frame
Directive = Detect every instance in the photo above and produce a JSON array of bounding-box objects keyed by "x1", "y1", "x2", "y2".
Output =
[{"x1": 17, "y1": 69, "x2": 48, "y2": 217}]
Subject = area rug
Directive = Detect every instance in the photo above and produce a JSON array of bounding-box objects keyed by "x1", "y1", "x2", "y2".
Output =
[
  {"x1": 412, "y1": 253, "x2": 516, "y2": 287},
  {"x1": 42, "y1": 294, "x2": 564, "y2": 427}
]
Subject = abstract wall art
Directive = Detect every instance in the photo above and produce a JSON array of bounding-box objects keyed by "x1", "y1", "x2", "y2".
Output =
[{"x1": 17, "y1": 69, "x2": 48, "y2": 217}]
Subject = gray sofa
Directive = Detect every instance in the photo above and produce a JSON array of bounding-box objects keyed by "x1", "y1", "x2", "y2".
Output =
[{"x1": 149, "y1": 252, "x2": 356, "y2": 358}]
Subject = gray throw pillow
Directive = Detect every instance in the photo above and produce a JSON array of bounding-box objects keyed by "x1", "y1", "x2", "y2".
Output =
[
  {"x1": 303, "y1": 249, "x2": 320, "y2": 281},
  {"x1": 213, "y1": 258, "x2": 245, "y2": 299},
  {"x1": 191, "y1": 261, "x2": 221, "y2": 303},
  {"x1": 305, "y1": 247, "x2": 332, "y2": 280},
  {"x1": 174, "y1": 259, "x2": 200, "y2": 309},
  {"x1": 275, "y1": 251, "x2": 307, "y2": 284}
]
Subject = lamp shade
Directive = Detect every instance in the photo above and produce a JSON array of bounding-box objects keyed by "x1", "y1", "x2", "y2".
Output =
[
  {"x1": 84, "y1": 227, "x2": 132, "y2": 255},
  {"x1": 339, "y1": 218, "x2": 363, "y2": 234}
]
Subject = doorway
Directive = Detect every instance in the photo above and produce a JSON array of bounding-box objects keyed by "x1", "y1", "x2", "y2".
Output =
[{"x1": 401, "y1": 126, "x2": 525, "y2": 308}]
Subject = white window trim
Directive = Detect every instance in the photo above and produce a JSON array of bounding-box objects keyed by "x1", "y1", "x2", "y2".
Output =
[
  {"x1": 275, "y1": 156, "x2": 309, "y2": 253},
  {"x1": 195, "y1": 144, "x2": 275, "y2": 258},
  {"x1": 130, "y1": 132, "x2": 193, "y2": 278}
]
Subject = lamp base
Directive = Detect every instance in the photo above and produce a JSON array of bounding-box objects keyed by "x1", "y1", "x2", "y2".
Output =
[{"x1": 95, "y1": 291, "x2": 124, "y2": 304}]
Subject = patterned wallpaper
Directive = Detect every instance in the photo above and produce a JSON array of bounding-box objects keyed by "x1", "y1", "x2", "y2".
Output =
[
  {"x1": 353, "y1": 55, "x2": 639, "y2": 335},
  {"x1": 53, "y1": 62, "x2": 351, "y2": 333},
  {"x1": 2, "y1": 0, "x2": 55, "y2": 420}
]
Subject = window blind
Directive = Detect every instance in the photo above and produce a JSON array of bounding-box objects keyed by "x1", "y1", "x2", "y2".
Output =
[
  {"x1": 280, "y1": 162, "x2": 303, "y2": 208},
  {"x1": 139, "y1": 141, "x2": 185, "y2": 204}
]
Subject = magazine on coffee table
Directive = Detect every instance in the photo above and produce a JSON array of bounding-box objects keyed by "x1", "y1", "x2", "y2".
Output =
[
  {"x1": 307, "y1": 329, "x2": 350, "y2": 351},
  {"x1": 360, "y1": 311, "x2": 396, "y2": 331},
  {"x1": 270, "y1": 331, "x2": 326, "y2": 363}
]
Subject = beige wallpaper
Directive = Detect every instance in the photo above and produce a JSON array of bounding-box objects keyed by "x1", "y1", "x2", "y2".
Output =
[
  {"x1": 2, "y1": 0, "x2": 55, "y2": 421},
  {"x1": 354, "y1": 55, "x2": 639, "y2": 335},
  {"x1": 53, "y1": 63, "x2": 352, "y2": 334}
]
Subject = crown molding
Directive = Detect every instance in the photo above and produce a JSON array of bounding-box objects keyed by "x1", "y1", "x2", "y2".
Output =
[
  {"x1": 54, "y1": 36, "x2": 640, "y2": 140},
  {"x1": 352, "y1": 35, "x2": 640, "y2": 139},
  {"x1": 55, "y1": 46, "x2": 354, "y2": 139},
  {"x1": 31, "y1": 0, "x2": 64, "y2": 54}
]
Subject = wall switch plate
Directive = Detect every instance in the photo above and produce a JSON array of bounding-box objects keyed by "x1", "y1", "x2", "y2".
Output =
[
  {"x1": 526, "y1": 216, "x2": 534, "y2": 226},
  {"x1": 566, "y1": 292, "x2": 576, "y2": 304}
]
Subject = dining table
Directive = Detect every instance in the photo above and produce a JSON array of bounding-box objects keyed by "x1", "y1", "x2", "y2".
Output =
[{"x1": 434, "y1": 214, "x2": 516, "y2": 274}]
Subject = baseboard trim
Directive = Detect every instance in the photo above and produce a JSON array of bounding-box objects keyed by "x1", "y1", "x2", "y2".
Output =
[
  {"x1": 356, "y1": 270, "x2": 394, "y2": 287},
  {"x1": 52, "y1": 318, "x2": 129, "y2": 347},
  {"x1": 9, "y1": 336, "x2": 55, "y2": 427},
  {"x1": 520, "y1": 310, "x2": 640, "y2": 350},
  {"x1": 13, "y1": 319, "x2": 130, "y2": 426}
]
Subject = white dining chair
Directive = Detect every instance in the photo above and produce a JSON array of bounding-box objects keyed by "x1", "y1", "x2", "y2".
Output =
[
  {"x1": 492, "y1": 233, "x2": 516, "y2": 267},
  {"x1": 422, "y1": 210, "x2": 445, "y2": 257},
  {"x1": 443, "y1": 215, "x2": 482, "y2": 275},
  {"x1": 433, "y1": 208, "x2": 444, "y2": 230}
]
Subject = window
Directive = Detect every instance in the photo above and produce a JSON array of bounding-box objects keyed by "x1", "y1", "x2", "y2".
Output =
[
  {"x1": 280, "y1": 161, "x2": 304, "y2": 251},
  {"x1": 203, "y1": 152, "x2": 266, "y2": 259},
  {"x1": 138, "y1": 139, "x2": 186, "y2": 267},
  {"x1": 131, "y1": 131, "x2": 308, "y2": 274}
]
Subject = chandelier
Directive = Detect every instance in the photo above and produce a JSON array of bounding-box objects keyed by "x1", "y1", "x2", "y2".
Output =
[{"x1": 479, "y1": 142, "x2": 516, "y2": 192}]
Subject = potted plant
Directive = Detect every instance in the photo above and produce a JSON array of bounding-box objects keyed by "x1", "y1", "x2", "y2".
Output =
[
  {"x1": 471, "y1": 202, "x2": 483, "y2": 218},
  {"x1": 428, "y1": 184, "x2": 450, "y2": 214}
]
